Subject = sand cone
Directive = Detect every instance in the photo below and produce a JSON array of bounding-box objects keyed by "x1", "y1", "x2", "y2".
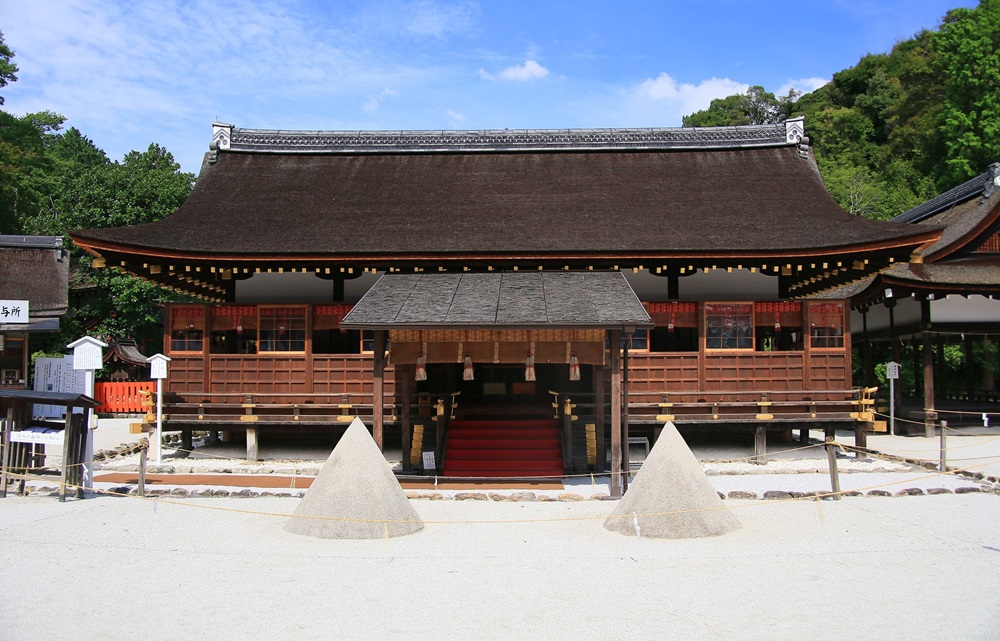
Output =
[
  {"x1": 604, "y1": 422, "x2": 741, "y2": 538},
  {"x1": 284, "y1": 417, "x2": 424, "y2": 539}
]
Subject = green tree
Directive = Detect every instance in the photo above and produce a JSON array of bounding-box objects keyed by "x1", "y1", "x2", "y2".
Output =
[
  {"x1": 683, "y1": 86, "x2": 797, "y2": 127},
  {"x1": 0, "y1": 110, "x2": 66, "y2": 233},
  {"x1": 53, "y1": 144, "x2": 194, "y2": 343},
  {"x1": 0, "y1": 31, "x2": 18, "y2": 105},
  {"x1": 934, "y1": 0, "x2": 1000, "y2": 186}
]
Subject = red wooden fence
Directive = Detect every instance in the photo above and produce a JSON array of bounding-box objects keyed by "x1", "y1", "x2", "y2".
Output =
[{"x1": 94, "y1": 381, "x2": 156, "y2": 414}]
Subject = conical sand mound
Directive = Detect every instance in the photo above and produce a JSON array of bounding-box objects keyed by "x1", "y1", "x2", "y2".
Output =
[
  {"x1": 284, "y1": 418, "x2": 423, "y2": 539},
  {"x1": 605, "y1": 422, "x2": 741, "y2": 538}
]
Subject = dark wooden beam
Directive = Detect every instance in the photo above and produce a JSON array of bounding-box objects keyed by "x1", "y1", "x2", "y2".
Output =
[{"x1": 609, "y1": 329, "x2": 622, "y2": 499}]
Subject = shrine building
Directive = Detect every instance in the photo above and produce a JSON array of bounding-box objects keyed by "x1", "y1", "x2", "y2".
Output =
[{"x1": 69, "y1": 118, "x2": 940, "y2": 495}]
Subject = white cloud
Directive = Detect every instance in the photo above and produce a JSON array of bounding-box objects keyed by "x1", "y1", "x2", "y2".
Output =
[
  {"x1": 364, "y1": 89, "x2": 400, "y2": 113},
  {"x1": 446, "y1": 109, "x2": 465, "y2": 126},
  {"x1": 615, "y1": 73, "x2": 747, "y2": 125},
  {"x1": 402, "y1": 0, "x2": 477, "y2": 38},
  {"x1": 778, "y1": 77, "x2": 829, "y2": 98},
  {"x1": 479, "y1": 59, "x2": 549, "y2": 82}
]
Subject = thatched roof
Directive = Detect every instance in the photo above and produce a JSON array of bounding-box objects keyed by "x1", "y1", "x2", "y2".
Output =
[
  {"x1": 68, "y1": 120, "x2": 940, "y2": 300},
  {"x1": 0, "y1": 236, "x2": 69, "y2": 319}
]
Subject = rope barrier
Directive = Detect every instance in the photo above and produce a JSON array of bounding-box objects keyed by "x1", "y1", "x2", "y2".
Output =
[{"x1": 3, "y1": 449, "x2": 997, "y2": 527}]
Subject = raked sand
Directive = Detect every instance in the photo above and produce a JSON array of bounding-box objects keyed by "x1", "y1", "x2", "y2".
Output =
[{"x1": 1, "y1": 492, "x2": 998, "y2": 641}]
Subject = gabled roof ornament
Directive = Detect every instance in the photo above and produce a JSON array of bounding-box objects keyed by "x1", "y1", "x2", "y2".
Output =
[
  {"x1": 784, "y1": 116, "x2": 805, "y2": 144},
  {"x1": 983, "y1": 162, "x2": 1000, "y2": 200},
  {"x1": 212, "y1": 122, "x2": 233, "y2": 151}
]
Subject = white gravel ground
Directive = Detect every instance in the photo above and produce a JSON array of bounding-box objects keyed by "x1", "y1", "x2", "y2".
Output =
[{"x1": 0, "y1": 492, "x2": 998, "y2": 641}]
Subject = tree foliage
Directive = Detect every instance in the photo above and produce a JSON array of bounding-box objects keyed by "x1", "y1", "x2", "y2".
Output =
[
  {"x1": 0, "y1": 32, "x2": 194, "y2": 351},
  {"x1": 683, "y1": 86, "x2": 797, "y2": 127},
  {"x1": 935, "y1": 0, "x2": 1000, "y2": 184},
  {"x1": 681, "y1": 0, "x2": 1000, "y2": 219},
  {"x1": 0, "y1": 31, "x2": 18, "y2": 105}
]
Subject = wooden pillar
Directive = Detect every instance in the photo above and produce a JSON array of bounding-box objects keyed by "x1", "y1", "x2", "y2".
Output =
[
  {"x1": 921, "y1": 298, "x2": 935, "y2": 438},
  {"x1": 984, "y1": 336, "x2": 996, "y2": 393},
  {"x1": 373, "y1": 330, "x2": 386, "y2": 451},
  {"x1": 753, "y1": 425, "x2": 767, "y2": 464},
  {"x1": 246, "y1": 427, "x2": 258, "y2": 461},
  {"x1": 622, "y1": 335, "x2": 630, "y2": 493},
  {"x1": 861, "y1": 307, "x2": 874, "y2": 388},
  {"x1": 59, "y1": 405, "x2": 72, "y2": 501},
  {"x1": 609, "y1": 329, "x2": 622, "y2": 498},
  {"x1": 887, "y1": 300, "x2": 902, "y2": 430},
  {"x1": 964, "y1": 338, "x2": 974, "y2": 400},
  {"x1": 561, "y1": 395, "x2": 573, "y2": 474},
  {"x1": 401, "y1": 364, "x2": 413, "y2": 473},
  {"x1": 594, "y1": 365, "x2": 606, "y2": 473}
]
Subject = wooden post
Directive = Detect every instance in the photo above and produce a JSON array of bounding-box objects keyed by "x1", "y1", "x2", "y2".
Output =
[
  {"x1": 622, "y1": 336, "x2": 630, "y2": 493},
  {"x1": 861, "y1": 307, "x2": 874, "y2": 388},
  {"x1": 939, "y1": 419, "x2": 947, "y2": 472},
  {"x1": 561, "y1": 395, "x2": 573, "y2": 473},
  {"x1": 825, "y1": 436, "x2": 841, "y2": 500},
  {"x1": 921, "y1": 298, "x2": 935, "y2": 438},
  {"x1": 0, "y1": 406, "x2": 13, "y2": 498},
  {"x1": 246, "y1": 427, "x2": 258, "y2": 462},
  {"x1": 888, "y1": 300, "x2": 902, "y2": 433},
  {"x1": 609, "y1": 329, "x2": 622, "y2": 498},
  {"x1": 373, "y1": 330, "x2": 386, "y2": 451},
  {"x1": 854, "y1": 422, "x2": 868, "y2": 459},
  {"x1": 435, "y1": 397, "x2": 445, "y2": 472},
  {"x1": 753, "y1": 425, "x2": 767, "y2": 464},
  {"x1": 60, "y1": 407, "x2": 72, "y2": 502},
  {"x1": 594, "y1": 365, "x2": 606, "y2": 473},
  {"x1": 138, "y1": 438, "x2": 148, "y2": 498},
  {"x1": 401, "y1": 365, "x2": 412, "y2": 473}
]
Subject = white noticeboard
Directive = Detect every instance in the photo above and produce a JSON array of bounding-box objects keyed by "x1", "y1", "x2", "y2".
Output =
[
  {"x1": 10, "y1": 428, "x2": 65, "y2": 446},
  {"x1": 148, "y1": 354, "x2": 171, "y2": 380},
  {"x1": 886, "y1": 361, "x2": 900, "y2": 380},
  {"x1": 0, "y1": 299, "x2": 29, "y2": 323},
  {"x1": 422, "y1": 451, "x2": 436, "y2": 471}
]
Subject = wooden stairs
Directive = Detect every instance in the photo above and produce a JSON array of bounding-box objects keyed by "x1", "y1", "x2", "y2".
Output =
[{"x1": 442, "y1": 419, "x2": 565, "y2": 478}]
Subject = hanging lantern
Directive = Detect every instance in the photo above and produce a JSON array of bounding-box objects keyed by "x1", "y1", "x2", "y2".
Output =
[
  {"x1": 773, "y1": 312, "x2": 781, "y2": 332},
  {"x1": 668, "y1": 313, "x2": 675, "y2": 332},
  {"x1": 415, "y1": 354, "x2": 427, "y2": 381},
  {"x1": 569, "y1": 353, "x2": 580, "y2": 381},
  {"x1": 463, "y1": 354, "x2": 474, "y2": 381},
  {"x1": 525, "y1": 354, "x2": 536, "y2": 382},
  {"x1": 236, "y1": 324, "x2": 243, "y2": 335}
]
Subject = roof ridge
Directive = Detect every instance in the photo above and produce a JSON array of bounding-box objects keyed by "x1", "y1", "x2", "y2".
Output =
[
  {"x1": 892, "y1": 162, "x2": 1000, "y2": 224},
  {"x1": 209, "y1": 118, "x2": 806, "y2": 155}
]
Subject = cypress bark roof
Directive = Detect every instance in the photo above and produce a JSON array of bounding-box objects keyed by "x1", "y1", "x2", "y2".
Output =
[
  {"x1": 68, "y1": 121, "x2": 942, "y2": 300},
  {"x1": 0, "y1": 236, "x2": 69, "y2": 318},
  {"x1": 341, "y1": 271, "x2": 651, "y2": 330},
  {"x1": 72, "y1": 122, "x2": 933, "y2": 260}
]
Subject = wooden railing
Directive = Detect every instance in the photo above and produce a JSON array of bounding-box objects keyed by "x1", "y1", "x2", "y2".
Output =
[{"x1": 94, "y1": 381, "x2": 157, "y2": 414}]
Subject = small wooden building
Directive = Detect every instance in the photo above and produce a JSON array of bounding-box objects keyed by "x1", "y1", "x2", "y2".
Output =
[
  {"x1": 0, "y1": 236, "x2": 70, "y2": 390},
  {"x1": 834, "y1": 163, "x2": 1000, "y2": 433},
  {"x1": 69, "y1": 119, "x2": 939, "y2": 491}
]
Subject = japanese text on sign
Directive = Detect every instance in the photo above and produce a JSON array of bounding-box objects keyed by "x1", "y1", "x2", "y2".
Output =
[{"x1": 0, "y1": 300, "x2": 29, "y2": 323}]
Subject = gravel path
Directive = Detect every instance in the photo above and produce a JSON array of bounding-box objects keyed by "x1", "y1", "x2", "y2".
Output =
[{"x1": 1, "y1": 492, "x2": 998, "y2": 640}]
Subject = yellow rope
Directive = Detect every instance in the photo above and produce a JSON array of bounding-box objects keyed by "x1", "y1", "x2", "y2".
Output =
[{"x1": 4, "y1": 456, "x2": 996, "y2": 526}]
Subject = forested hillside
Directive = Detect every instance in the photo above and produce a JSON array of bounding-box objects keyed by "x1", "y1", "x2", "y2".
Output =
[{"x1": 684, "y1": 0, "x2": 1000, "y2": 220}]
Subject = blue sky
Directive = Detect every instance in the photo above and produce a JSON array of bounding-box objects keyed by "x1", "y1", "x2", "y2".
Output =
[{"x1": 0, "y1": 0, "x2": 977, "y2": 176}]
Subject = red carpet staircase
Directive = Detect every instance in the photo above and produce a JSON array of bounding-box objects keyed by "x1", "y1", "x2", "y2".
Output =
[{"x1": 442, "y1": 419, "x2": 565, "y2": 478}]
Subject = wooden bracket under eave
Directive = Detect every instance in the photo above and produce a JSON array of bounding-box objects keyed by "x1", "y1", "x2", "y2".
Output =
[
  {"x1": 91, "y1": 256, "x2": 106, "y2": 268},
  {"x1": 909, "y1": 252, "x2": 924, "y2": 264}
]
